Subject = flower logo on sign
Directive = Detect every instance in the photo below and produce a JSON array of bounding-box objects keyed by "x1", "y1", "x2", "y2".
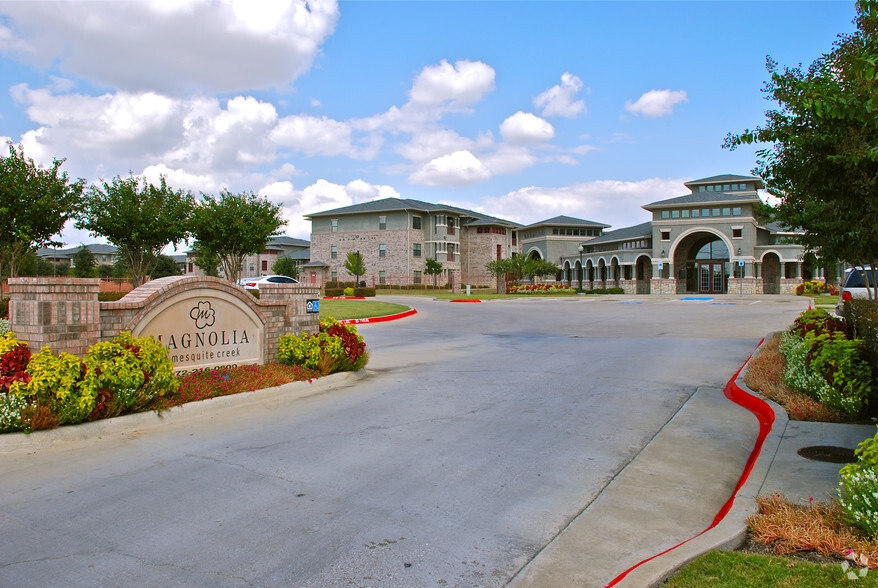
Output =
[{"x1": 190, "y1": 301, "x2": 216, "y2": 329}]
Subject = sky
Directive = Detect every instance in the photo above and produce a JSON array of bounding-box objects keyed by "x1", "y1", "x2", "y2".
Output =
[{"x1": 0, "y1": 0, "x2": 860, "y2": 248}]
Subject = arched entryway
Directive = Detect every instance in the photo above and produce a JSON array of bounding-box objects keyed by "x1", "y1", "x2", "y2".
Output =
[
  {"x1": 673, "y1": 231, "x2": 732, "y2": 294},
  {"x1": 635, "y1": 255, "x2": 652, "y2": 294},
  {"x1": 762, "y1": 252, "x2": 781, "y2": 294}
]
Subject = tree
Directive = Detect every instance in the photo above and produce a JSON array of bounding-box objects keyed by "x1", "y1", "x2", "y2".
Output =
[
  {"x1": 189, "y1": 240, "x2": 221, "y2": 277},
  {"x1": 725, "y1": 1, "x2": 878, "y2": 296},
  {"x1": 191, "y1": 190, "x2": 286, "y2": 284},
  {"x1": 486, "y1": 256, "x2": 559, "y2": 281},
  {"x1": 424, "y1": 257, "x2": 443, "y2": 289},
  {"x1": 78, "y1": 174, "x2": 194, "y2": 288},
  {"x1": 0, "y1": 143, "x2": 85, "y2": 277},
  {"x1": 344, "y1": 251, "x2": 366, "y2": 285},
  {"x1": 150, "y1": 254, "x2": 182, "y2": 279},
  {"x1": 73, "y1": 245, "x2": 97, "y2": 278},
  {"x1": 273, "y1": 256, "x2": 300, "y2": 279}
]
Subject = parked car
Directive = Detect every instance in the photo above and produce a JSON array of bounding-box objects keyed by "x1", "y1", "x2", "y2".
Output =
[
  {"x1": 837, "y1": 267, "x2": 877, "y2": 314},
  {"x1": 238, "y1": 275, "x2": 301, "y2": 290}
]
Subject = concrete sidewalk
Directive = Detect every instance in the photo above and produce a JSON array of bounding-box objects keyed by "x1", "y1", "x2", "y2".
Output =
[{"x1": 508, "y1": 371, "x2": 877, "y2": 588}]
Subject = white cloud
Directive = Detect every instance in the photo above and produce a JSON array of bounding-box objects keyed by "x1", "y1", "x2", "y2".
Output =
[
  {"x1": 408, "y1": 59, "x2": 496, "y2": 109},
  {"x1": 534, "y1": 72, "x2": 587, "y2": 118},
  {"x1": 271, "y1": 113, "x2": 353, "y2": 156},
  {"x1": 625, "y1": 89, "x2": 688, "y2": 118},
  {"x1": 0, "y1": 0, "x2": 340, "y2": 94},
  {"x1": 395, "y1": 129, "x2": 475, "y2": 164},
  {"x1": 499, "y1": 111, "x2": 554, "y2": 144},
  {"x1": 482, "y1": 177, "x2": 685, "y2": 229},
  {"x1": 410, "y1": 150, "x2": 492, "y2": 186},
  {"x1": 260, "y1": 178, "x2": 400, "y2": 238},
  {"x1": 480, "y1": 145, "x2": 538, "y2": 175}
]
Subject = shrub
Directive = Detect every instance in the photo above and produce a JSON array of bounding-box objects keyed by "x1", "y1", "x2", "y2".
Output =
[
  {"x1": 0, "y1": 319, "x2": 8, "y2": 336},
  {"x1": 343, "y1": 287, "x2": 354, "y2": 296},
  {"x1": 839, "y1": 466, "x2": 878, "y2": 538},
  {"x1": 353, "y1": 287, "x2": 375, "y2": 297},
  {"x1": 277, "y1": 317, "x2": 368, "y2": 374},
  {"x1": 98, "y1": 292, "x2": 127, "y2": 302},
  {"x1": 795, "y1": 279, "x2": 838, "y2": 296},
  {"x1": 0, "y1": 297, "x2": 8, "y2": 319},
  {"x1": 324, "y1": 288, "x2": 344, "y2": 297}
]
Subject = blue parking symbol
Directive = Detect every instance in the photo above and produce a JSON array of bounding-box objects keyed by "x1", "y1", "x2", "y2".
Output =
[{"x1": 306, "y1": 299, "x2": 319, "y2": 313}]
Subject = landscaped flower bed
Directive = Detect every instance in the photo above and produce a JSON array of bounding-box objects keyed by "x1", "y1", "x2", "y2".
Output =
[
  {"x1": 0, "y1": 317, "x2": 369, "y2": 434},
  {"x1": 795, "y1": 279, "x2": 839, "y2": 296},
  {"x1": 506, "y1": 284, "x2": 576, "y2": 295}
]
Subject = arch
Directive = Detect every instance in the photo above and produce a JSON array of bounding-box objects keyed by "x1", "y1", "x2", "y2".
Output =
[
  {"x1": 762, "y1": 251, "x2": 781, "y2": 294},
  {"x1": 635, "y1": 254, "x2": 653, "y2": 294},
  {"x1": 669, "y1": 228, "x2": 736, "y2": 294},
  {"x1": 669, "y1": 226, "x2": 734, "y2": 263},
  {"x1": 525, "y1": 246, "x2": 543, "y2": 260}
]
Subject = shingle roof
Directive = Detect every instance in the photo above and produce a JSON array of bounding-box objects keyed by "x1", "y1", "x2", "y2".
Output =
[
  {"x1": 268, "y1": 236, "x2": 310, "y2": 247},
  {"x1": 519, "y1": 215, "x2": 610, "y2": 230},
  {"x1": 582, "y1": 221, "x2": 653, "y2": 245},
  {"x1": 305, "y1": 197, "x2": 521, "y2": 228},
  {"x1": 643, "y1": 191, "x2": 761, "y2": 209},
  {"x1": 683, "y1": 174, "x2": 763, "y2": 188}
]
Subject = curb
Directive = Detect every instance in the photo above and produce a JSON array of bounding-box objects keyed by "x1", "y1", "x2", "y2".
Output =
[
  {"x1": 0, "y1": 370, "x2": 366, "y2": 455},
  {"x1": 339, "y1": 308, "x2": 417, "y2": 325},
  {"x1": 608, "y1": 337, "x2": 789, "y2": 587}
]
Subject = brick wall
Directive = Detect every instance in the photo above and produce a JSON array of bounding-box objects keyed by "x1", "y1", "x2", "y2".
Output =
[{"x1": 9, "y1": 276, "x2": 320, "y2": 365}]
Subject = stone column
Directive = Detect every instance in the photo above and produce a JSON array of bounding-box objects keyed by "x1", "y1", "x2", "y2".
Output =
[{"x1": 8, "y1": 277, "x2": 101, "y2": 357}]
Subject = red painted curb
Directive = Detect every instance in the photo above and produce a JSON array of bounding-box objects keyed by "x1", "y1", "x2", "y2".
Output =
[
  {"x1": 450, "y1": 299, "x2": 482, "y2": 303},
  {"x1": 605, "y1": 340, "x2": 773, "y2": 587},
  {"x1": 339, "y1": 308, "x2": 418, "y2": 325},
  {"x1": 323, "y1": 296, "x2": 367, "y2": 300}
]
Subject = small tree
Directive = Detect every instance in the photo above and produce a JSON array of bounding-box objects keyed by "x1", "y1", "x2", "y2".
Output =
[
  {"x1": 0, "y1": 143, "x2": 85, "y2": 277},
  {"x1": 73, "y1": 245, "x2": 97, "y2": 278},
  {"x1": 344, "y1": 251, "x2": 366, "y2": 285},
  {"x1": 150, "y1": 254, "x2": 182, "y2": 279},
  {"x1": 77, "y1": 174, "x2": 194, "y2": 288},
  {"x1": 425, "y1": 257, "x2": 443, "y2": 289},
  {"x1": 189, "y1": 240, "x2": 221, "y2": 277},
  {"x1": 273, "y1": 256, "x2": 300, "y2": 279},
  {"x1": 191, "y1": 190, "x2": 286, "y2": 284}
]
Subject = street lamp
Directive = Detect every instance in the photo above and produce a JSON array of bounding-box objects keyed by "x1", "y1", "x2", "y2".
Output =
[{"x1": 578, "y1": 244, "x2": 585, "y2": 293}]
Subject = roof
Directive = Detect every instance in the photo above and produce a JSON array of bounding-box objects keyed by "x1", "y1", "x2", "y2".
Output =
[
  {"x1": 36, "y1": 244, "x2": 120, "y2": 258},
  {"x1": 267, "y1": 236, "x2": 310, "y2": 247},
  {"x1": 683, "y1": 174, "x2": 763, "y2": 189},
  {"x1": 283, "y1": 249, "x2": 311, "y2": 260},
  {"x1": 305, "y1": 197, "x2": 521, "y2": 228},
  {"x1": 582, "y1": 221, "x2": 653, "y2": 245},
  {"x1": 643, "y1": 191, "x2": 762, "y2": 209},
  {"x1": 519, "y1": 215, "x2": 610, "y2": 230}
]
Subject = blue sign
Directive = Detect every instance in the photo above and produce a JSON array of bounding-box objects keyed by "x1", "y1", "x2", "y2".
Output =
[
  {"x1": 738, "y1": 259, "x2": 744, "y2": 267},
  {"x1": 306, "y1": 299, "x2": 320, "y2": 314}
]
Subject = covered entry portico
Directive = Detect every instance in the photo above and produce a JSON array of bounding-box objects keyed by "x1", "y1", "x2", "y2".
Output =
[{"x1": 671, "y1": 229, "x2": 734, "y2": 295}]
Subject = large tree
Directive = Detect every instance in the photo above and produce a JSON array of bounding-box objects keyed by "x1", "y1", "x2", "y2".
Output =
[
  {"x1": 78, "y1": 174, "x2": 195, "y2": 288},
  {"x1": 191, "y1": 190, "x2": 286, "y2": 284},
  {"x1": 725, "y1": 1, "x2": 878, "y2": 295},
  {"x1": 0, "y1": 143, "x2": 85, "y2": 277},
  {"x1": 73, "y1": 245, "x2": 97, "y2": 278},
  {"x1": 272, "y1": 256, "x2": 300, "y2": 279},
  {"x1": 486, "y1": 255, "x2": 559, "y2": 281},
  {"x1": 424, "y1": 257, "x2": 443, "y2": 289}
]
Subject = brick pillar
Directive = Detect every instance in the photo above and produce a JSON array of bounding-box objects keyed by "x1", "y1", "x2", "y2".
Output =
[{"x1": 8, "y1": 277, "x2": 101, "y2": 357}]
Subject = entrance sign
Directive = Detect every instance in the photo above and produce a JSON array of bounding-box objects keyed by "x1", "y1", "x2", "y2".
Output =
[{"x1": 132, "y1": 287, "x2": 264, "y2": 372}]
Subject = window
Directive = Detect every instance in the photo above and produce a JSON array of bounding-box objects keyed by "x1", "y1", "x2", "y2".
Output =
[
  {"x1": 661, "y1": 229, "x2": 671, "y2": 241},
  {"x1": 379, "y1": 244, "x2": 386, "y2": 257},
  {"x1": 412, "y1": 216, "x2": 422, "y2": 229},
  {"x1": 723, "y1": 184, "x2": 730, "y2": 191},
  {"x1": 712, "y1": 208, "x2": 720, "y2": 217},
  {"x1": 681, "y1": 210, "x2": 690, "y2": 218},
  {"x1": 691, "y1": 209, "x2": 700, "y2": 218},
  {"x1": 671, "y1": 210, "x2": 680, "y2": 219},
  {"x1": 261, "y1": 260, "x2": 268, "y2": 271},
  {"x1": 732, "y1": 228, "x2": 743, "y2": 239},
  {"x1": 379, "y1": 216, "x2": 386, "y2": 230},
  {"x1": 331, "y1": 219, "x2": 338, "y2": 233},
  {"x1": 702, "y1": 209, "x2": 710, "y2": 217},
  {"x1": 413, "y1": 270, "x2": 422, "y2": 284},
  {"x1": 331, "y1": 245, "x2": 337, "y2": 259},
  {"x1": 732, "y1": 207, "x2": 742, "y2": 216},
  {"x1": 698, "y1": 186, "x2": 705, "y2": 192},
  {"x1": 379, "y1": 270, "x2": 386, "y2": 284},
  {"x1": 722, "y1": 207, "x2": 731, "y2": 216},
  {"x1": 331, "y1": 271, "x2": 337, "y2": 280},
  {"x1": 661, "y1": 211, "x2": 670, "y2": 219},
  {"x1": 249, "y1": 264, "x2": 255, "y2": 272},
  {"x1": 413, "y1": 243, "x2": 421, "y2": 257}
]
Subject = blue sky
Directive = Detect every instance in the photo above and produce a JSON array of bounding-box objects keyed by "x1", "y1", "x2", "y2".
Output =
[{"x1": 0, "y1": 0, "x2": 858, "y2": 246}]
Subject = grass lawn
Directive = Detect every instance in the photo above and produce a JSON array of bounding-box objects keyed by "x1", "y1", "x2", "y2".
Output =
[
  {"x1": 319, "y1": 298, "x2": 412, "y2": 320},
  {"x1": 664, "y1": 549, "x2": 874, "y2": 587}
]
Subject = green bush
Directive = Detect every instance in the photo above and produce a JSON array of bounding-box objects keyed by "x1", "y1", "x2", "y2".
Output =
[
  {"x1": 353, "y1": 287, "x2": 376, "y2": 297},
  {"x1": 0, "y1": 297, "x2": 8, "y2": 319},
  {"x1": 277, "y1": 317, "x2": 368, "y2": 374},
  {"x1": 838, "y1": 464, "x2": 878, "y2": 538},
  {"x1": 0, "y1": 319, "x2": 8, "y2": 336},
  {"x1": 841, "y1": 299, "x2": 878, "y2": 380},
  {"x1": 98, "y1": 291, "x2": 127, "y2": 302},
  {"x1": 325, "y1": 288, "x2": 344, "y2": 297},
  {"x1": 343, "y1": 287, "x2": 354, "y2": 296}
]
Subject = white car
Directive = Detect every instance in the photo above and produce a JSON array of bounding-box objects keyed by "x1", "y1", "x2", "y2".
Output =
[
  {"x1": 238, "y1": 275, "x2": 301, "y2": 290},
  {"x1": 837, "y1": 267, "x2": 877, "y2": 313}
]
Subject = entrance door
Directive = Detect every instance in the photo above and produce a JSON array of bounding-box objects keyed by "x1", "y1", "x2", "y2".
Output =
[{"x1": 699, "y1": 263, "x2": 725, "y2": 294}]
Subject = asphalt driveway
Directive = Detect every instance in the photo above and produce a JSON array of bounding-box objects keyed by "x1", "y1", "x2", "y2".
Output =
[{"x1": 0, "y1": 295, "x2": 808, "y2": 587}]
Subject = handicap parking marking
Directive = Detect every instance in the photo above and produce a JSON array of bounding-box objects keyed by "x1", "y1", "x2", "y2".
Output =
[
  {"x1": 712, "y1": 302, "x2": 737, "y2": 305},
  {"x1": 619, "y1": 301, "x2": 644, "y2": 305},
  {"x1": 680, "y1": 297, "x2": 714, "y2": 302}
]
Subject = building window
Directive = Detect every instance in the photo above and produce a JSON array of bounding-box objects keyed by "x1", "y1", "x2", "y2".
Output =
[
  {"x1": 681, "y1": 210, "x2": 690, "y2": 218},
  {"x1": 722, "y1": 207, "x2": 731, "y2": 216},
  {"x1": 413, "y1": 270, "x2": 422, "y2": 284},
  {"x1": 732, "y1": 207, "x2": 742, "y2": 216},
  {"x1": 413, "y1": 243, "x2": 421, "y2": 257},
  {"x1": 331, "y1": 219, "x2": 338, "y2": 233},
  {"x1": 331, "y1": 271, "x2": 337, "y2": 280},
  {"x1": 249, "y1": 264, "x2": 255, "y2": 272},
  {"x1": 379, "y1": 244, "x2": 386, "y2": 257},
  {"x1": 691, "y1": 209, "x2": 700, "y2": 218},
  {"x1": 661, "y1": 229, "x2": 671, "y2": 241},
  {"x1": 732, "y1": 227, "x2": 743, "y2": 239},
  {"x1": 412, "y1": 216, "x2": 421, "y2": 229},
  {"x1": 331, "y1": 245, "x2": 337, "y2": 259},
  {"x1": 671, "y1": 210, "x2": 680, "y2": 219},
  {"x1": 188, "y1": 262, "x2": 194, "y2": 273},
  {"x1": 379, "y1": 215, "x2": 386, "y2": 230},
  {"x1": 702, "y1": 209, "x2": 710, "y2": 217},
  {"x1": 712, "y1": 208, "x2": 721, "y2": 217},
  {"x1": 261, "y1": 260, "x2": 268, "y2": 271},
  {"x1": 379, "y1": 270, "x2": 386, "y2": 284},
  {"x1": 661, "y1": 211, "x2": 670, "y2": 219}
]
